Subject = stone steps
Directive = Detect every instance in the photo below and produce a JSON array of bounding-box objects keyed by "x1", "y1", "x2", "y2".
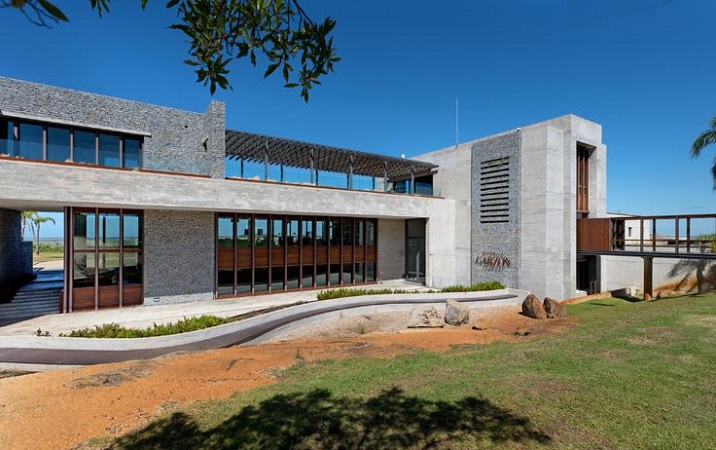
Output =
[{"x1": 0, "y1": 286, "x2": 62, "y2": 322}]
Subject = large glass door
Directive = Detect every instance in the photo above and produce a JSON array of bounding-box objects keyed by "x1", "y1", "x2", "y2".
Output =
[{"x1": 405, "y1": 219, "x2": 426, "y2": 284}]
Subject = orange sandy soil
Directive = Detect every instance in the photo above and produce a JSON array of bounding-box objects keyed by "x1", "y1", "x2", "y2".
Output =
[{"x1": 0, "y1": 307, "x2": 576, "y2": 450}]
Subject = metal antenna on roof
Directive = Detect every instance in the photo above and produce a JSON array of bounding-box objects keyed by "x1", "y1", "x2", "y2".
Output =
[{"x1": 455, "y1": 95, "x2": 459, "y2": 147}]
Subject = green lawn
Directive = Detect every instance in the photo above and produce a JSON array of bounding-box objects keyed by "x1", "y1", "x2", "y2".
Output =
[{"x1": 91, "y1": 293, "x2": 716, "y2": 449}]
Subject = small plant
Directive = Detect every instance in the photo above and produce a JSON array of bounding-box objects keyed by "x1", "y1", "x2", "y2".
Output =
[
  {"x1": 35, "y1": 328, "x2": 50, "y2": 337},
  {"x1": 356, "y1": 322, "x2": 366, "y2": 335},
  {"x1": 317, "y1": 288, "x2": 425, "y2": 301},
  {"x1": 440, "y1": 281, "x2": 504, "y2": 292},
  {"x1": 60, "y1": 315, "x2": 234, "y2": 338},
  {"x1": 294, "y1": 349, "x2": 304, "y2": 362}
]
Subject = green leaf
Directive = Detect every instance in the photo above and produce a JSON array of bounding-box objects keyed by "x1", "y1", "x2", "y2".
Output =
[
  {"x1": 264, "y1": 62, "x2": 280, "y2": 78},
  {"x1": 37, "y1": 0, "x2": 68, "y2": 21}
]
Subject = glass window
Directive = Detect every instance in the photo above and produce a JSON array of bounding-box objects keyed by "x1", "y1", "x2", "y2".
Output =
[
  {"x1": 237, "y1": 269, "x2": 251, "y2": 293},
  {"x1": 272, "y1": 218, "x2": 284, "y2": 246},
  {"x1": 73, "y1": 252, "x2": 96, "y2": 288},
  {"x1": 301, "y1": 264, "x2": 314, "y2": 288},
  {"x1": 99, "y1": 133, "x2": 120, "y2": 167},
  {"x1": 47, "y1": 127, "x2": 71, "y2": 162},
  {"x1": 123, "y1": 137, "x2": 141, "y2": 169},
  {"x1": 254, "y1": 217, "x2": 268, "y2": 247},
  {"x1": 366, "y1": 262, "x2": 376, "y2": 282},
  {"x1": 287, "y1": 266, "x2": 300, "y2": 289},
  {"x1": 237, "y1": 217, "x2": 251, "y2": 247},
  {"x1": 98, "y1": 212, "x2": 120, "y2": 249},
  {"x1": 301, "y1": 219, "x2": 314, "y2": 246},
  {"x1": 355, "y1": 220, "x2": 365, "y2": 246},
  {"x1": 74, "y1": 130, "x2": 96, "y2": 164},
  {"x1": 1, "y1": 119, "x2": 15, "y2": 156},
  {"x1": 254, "y1": 268, "x2": 268, "y2": 292},
  {"x1": 123, "y1": 213, "x2": 142, "y2": 248},
  {"x1": 343, "y1": 219, "x2": 353, "y2": 245},
  {"x1": 217, "y1": 215, "x2": 235, "y2": 296},
  {"x1": 271, "y1": 266, "x2": 285, "y2": 290},
  {"x1": 122, "y1": 252, "x2": 142, "y2": 285},
  {"x1": 315, "y1": 219, "x2": 328, "y2": 246},
  {"x1": 97, "y1": 252, "x2": 120, "y2": 286},
  {"x1": 316, "y1": 265, "x2": 328, "y2": 287},
  {"x1": 218, "y1": 215, "x2": 234, "y2": 248},
  {"x1": 330, "y1": 219, "x2": 341, "y2": 246},
  {"x1": 73, "y1": 211, "x2": 96, "y2": 250},
  {"x1": 330, "y1": 263, "x2": 341, "y2": 284},
  {"x1": 342, "y1": 263, "x2": 353, "y2": 284},
  {"x1": 367, "y1": 220, "x2": 377, "y2": 246},
  {"x1": 286, "y1": 218, "x2": 299, "y2": 246},
  {"x1": 18, "y1": 122, "x2": 43, "y2": 160}
]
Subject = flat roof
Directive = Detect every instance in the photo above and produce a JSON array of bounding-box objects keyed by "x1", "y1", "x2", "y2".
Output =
[{"x1": 225, "y1": 130, "x2": 437, "y2": 179}]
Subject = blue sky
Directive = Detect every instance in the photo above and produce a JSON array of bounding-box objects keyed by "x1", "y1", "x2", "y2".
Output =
[{"x1": 1, "y1": 0, "x2": 714, "y2": 238}]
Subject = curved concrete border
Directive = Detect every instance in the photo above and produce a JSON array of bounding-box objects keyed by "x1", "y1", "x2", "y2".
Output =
[{"x1": 0, "y1": 289, "x2": 527, "y2": 366}]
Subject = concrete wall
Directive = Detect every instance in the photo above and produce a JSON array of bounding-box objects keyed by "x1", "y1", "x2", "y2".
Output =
[
  {"x1": 414, "y1": 143, "x2": 472, "y2": 285},
  {"x1": 0, "y1": 209, "x2": 24, "y2": 285},
  {"x1": 0, "y1": 77, "x2": 225, "y2": 178},
  {"x1": 519, "y1": 115, "x2": 606, "y2": 300},
  {"x1": 606, "y1": 255, "x2": 716, "y2": 295},
  {"x1": 470, "y1": 131, "x2": 522, "y2": 288},
  {"x1": 143, "y1": 209, "x2": 215, "y2": 304},
  {"x1": 377, "y1": 219, "x2": 405, "y2": 280}
]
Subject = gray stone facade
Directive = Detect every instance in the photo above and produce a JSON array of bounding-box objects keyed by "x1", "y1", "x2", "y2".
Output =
[
  {"x1": 471, "y1": 131, "x2": 521, "y2": 289},
  {"x1": 0, "y1": 77, "x2": 225, "y2": 178},
  {"x1": 0, "y1": 209, "x2": 24, "y2": 285},
  {"x1": 143, "y1": 209, "x2": 215, "y2": 304}
]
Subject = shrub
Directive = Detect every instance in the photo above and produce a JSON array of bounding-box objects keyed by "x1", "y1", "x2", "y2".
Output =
[
  {"x1": 440, "y1": 281, "x2": 505, "y2": 292},
  {"x1": 61, "y1": 315, "x2": 233, "y2": 338}
]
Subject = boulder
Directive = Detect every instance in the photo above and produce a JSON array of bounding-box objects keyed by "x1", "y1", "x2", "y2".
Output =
[
  {"x1": 444, "y1": 300, "x2": 470, "y2": 326},
  {"x1": 543, "y1": 297, "x2": 567, "y2": 318},
  {"x1": 521, "y1": 294, "x2": 547, "y2": 319},
  {"x1": 407, "y1": 306, "x2": 444, "y2": 328}
]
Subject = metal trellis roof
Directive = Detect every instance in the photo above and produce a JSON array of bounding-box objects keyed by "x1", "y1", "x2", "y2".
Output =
[{"x1": 225, "y1": 130, "x2": 437, "y2": 179}]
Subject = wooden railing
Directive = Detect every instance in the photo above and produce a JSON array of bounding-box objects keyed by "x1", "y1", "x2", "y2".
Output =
[{"x1": 577, "y1": 214, "x2": 716, "y2": 258}]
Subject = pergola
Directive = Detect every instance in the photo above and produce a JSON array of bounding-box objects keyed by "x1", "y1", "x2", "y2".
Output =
[{"x1": 225, "y1": 130, "x2": 437, "y2": 189}]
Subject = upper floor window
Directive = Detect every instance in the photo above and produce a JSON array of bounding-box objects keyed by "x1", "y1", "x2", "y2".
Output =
[{"x1": 0, "y1": 117, "x2": 143, "y2": 169}]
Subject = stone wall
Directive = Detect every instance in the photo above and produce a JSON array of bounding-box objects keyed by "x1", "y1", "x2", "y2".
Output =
[
  {"x1": 471, "y1": 131, "x2": 522, "y2": 289},
  {"x1": 0, "y1": 77, "x2": 225, "y2": 178},
  {"x1": 143, "y1": 209, "x2": 215, "y2": 305},
  {"x1": 0, "y1": 209, "x2": 30, "y2": 285}
]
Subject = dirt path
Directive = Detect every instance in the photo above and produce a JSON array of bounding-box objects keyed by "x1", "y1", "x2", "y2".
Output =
[{"x1": 0, "y1": 306, "x2": 575, "y2": 450}]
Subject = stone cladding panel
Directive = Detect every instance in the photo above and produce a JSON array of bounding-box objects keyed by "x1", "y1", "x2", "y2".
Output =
[{"x1": 470, "y1": 131, "x2": 522, "y2": 289}]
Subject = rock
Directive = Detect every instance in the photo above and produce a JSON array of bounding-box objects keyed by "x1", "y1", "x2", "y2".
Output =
[
  {"x1": 543, "y1": 297, "x2": 567, "y2": 319},
  {"x1": 407, "y1": 306, "x2": 444, "y2": 328},
  {"x1": 514, "y1": 327, "x2": 532, "y2": 336},
  {"x1": 444, "y1": 300, "x2": 470, "y2": 326},
  {"x1": 521, "y1": 294, "x2": 547, "y2": 319}
]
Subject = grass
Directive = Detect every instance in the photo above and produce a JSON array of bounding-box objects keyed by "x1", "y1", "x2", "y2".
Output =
[
  {"x1": 87, "y1": 292, "x2": 716, "y2": 449},
  {"x1": 32, "y1": 243, "x2": 64, "y2": 264}
]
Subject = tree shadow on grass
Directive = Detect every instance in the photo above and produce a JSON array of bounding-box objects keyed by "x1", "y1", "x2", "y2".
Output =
[{"x1": 110, "y1": 387, "x2": 550, "y2": 450}]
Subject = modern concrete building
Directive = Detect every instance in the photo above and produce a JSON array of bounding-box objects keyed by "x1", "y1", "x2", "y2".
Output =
[{"x1": 0, "y1": 77, "x2": 609, "y2": 315}]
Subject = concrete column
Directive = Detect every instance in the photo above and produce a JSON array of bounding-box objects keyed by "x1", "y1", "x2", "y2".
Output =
[{"x1": 643, "y1": 256, "x2": 653, "y2": 299}]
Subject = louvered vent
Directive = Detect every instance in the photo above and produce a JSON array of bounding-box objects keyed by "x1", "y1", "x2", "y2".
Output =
[{"x1": 479, "y1": 157, "x2": 510, "y2": 223}]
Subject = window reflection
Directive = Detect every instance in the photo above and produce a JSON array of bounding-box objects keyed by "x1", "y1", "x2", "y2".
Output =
[{"x1": 47, "y1": 127, "x2": 71, "y2": 162}]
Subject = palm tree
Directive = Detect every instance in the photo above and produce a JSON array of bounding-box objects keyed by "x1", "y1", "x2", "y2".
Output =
[
  {"x1": 20, "y1": 211, "x2": 34, "y2": 240},
  {"x1": 691, "y1": 116, "x2": 716, "y2": 189},
  {"x1": 31, "y1": 213, "x2": 56, "y2": 255}
]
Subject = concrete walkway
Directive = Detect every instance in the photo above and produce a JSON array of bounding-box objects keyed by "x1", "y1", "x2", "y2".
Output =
[{"x1": 0, "y1": 284, "x2": 527, "y2": 370}]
